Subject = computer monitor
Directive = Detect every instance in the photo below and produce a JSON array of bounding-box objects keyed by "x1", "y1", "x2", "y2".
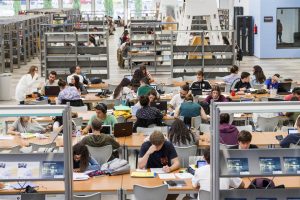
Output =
[
  {"x1": 101, "y1": 125, "x2": 112, "y2": 135},
  {"x1": 150, "y1": 84, "x2": 157, "y2": 90},
  {"x1": 44, "y1": 86, "x2": 60, "y2": 96},
  {"x1": 278, "y1": 82, "x2": 292, "y2": 94},
  {"x1": 150, "y1": 101, "x2": 167, "y2": 113}
]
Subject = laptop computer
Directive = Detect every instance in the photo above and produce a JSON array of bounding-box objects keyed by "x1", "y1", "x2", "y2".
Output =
[
  {"x1": 101, "y1": 125, "x2": 112, "y2": 135},
  {"x1": 288, "y1": 128, "x2": 299, "y2": 135},
  {"x1": 113, "y1": 122, "x2": 133, "y2": 137},
  {"x1": 44, "y1": 86, "x2": 60, "y2": 96},
  {"x1": 150, "y1": 84, "x2": 157, "y2": 90},
  {"x1": 191, "y1": 88, "x2": 202, "y2": 96},
  {"x1": 150, "y1": 101, "x2": 167, "y2": 113},
  {"x1": 277, "y1": 82, "x2": 292, "y2": 95}
]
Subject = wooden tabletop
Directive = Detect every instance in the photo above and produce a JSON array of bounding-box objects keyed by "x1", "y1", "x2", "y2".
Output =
[
  {"x1": 87, "y1": 83, "x2": 108, "y2": 89},
  {"x1": 0, "y1": 175, "x2": 122, "y2": 194}
]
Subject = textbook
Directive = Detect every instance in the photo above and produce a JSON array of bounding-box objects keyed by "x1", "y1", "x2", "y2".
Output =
[{"x1": 131, "y1": 171, "x2": 155, "y2": 178}]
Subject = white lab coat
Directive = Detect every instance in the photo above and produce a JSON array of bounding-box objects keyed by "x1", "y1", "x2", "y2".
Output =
[{"x1": 15, "y1": 74, "x2": 39, "y2": 102}]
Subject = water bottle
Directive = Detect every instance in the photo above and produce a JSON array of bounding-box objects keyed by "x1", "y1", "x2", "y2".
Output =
[{"x1": 76, "y1": 130, "x2": 81, "y2": 143}]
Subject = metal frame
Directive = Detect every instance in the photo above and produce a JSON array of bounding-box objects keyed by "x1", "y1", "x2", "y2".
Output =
[
  {"x1": 0, "y1": 105, "x2": 73, "y2": 200},
  {"x1": 211, "y1": 101, "x2": 300, "y2": 200}
]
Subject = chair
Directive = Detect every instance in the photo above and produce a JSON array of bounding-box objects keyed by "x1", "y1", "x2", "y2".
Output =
[
  {"x1": 133, "y1": 184, "x2": 168, "y2": 200},
  {"x1": 175, "y1": 145, "x2": 198, "y2": 168},
  {"x1": 183, "y1": 75, "x2": 196, "y2": 82},
  {"x1": 198, "y1": 190, "x2": 210, "y2": 200},
  {"x1": 87, "y1": 145, "x2": 112, "y2": 164},
  {"x1": 29, "y1": 142, "x2": 57, "y2": 152},
  {"x1": 61, "y1": 99, "x2": 84, "y2": 106},
  {"x1": 73, "y1": 192, "x2": 101, "y2": 200},
  {"x1": 191, "y1": 116, "x2": 202, "y2": 130},
  {"x1": 136, "y1": 126, "x2": 163, "y2": 135},
  {"x1": 72, "y1": 117, "x2": 83, "y2": 130},
  {"x1": 71, "y1": 106, "x2": 88, "y2": 112},
  {"x1": 200, "y1": 123, "x2": 210, "y2": 133},
  {"x1": 256, "y1": 116, "x2": 279, "y2": 132},
  {"x1": 236, "y1": 125, "x2": 253, "y2": 132}
]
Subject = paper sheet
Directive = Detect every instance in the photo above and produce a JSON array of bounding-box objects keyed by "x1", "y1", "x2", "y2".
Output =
[
  {"x1": 73, "y1": 173, "x2": 89, "y2": 181},
  {"x1": 175, "y1": 173, "x2": 193, "y2": 179},
  {"x1": 150, "y1": 168, "x2": 165, "y2": 174},
  {"x1": 0, "y1": 135, "x2": 13, "y2": 140},
  {"x1": 158, "y1": 173, "x2": 176, "y2": 179}
]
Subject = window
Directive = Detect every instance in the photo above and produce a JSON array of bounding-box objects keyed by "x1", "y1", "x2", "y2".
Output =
[
  {"x1": 0, "y1": 0, "x2": 26, "y2": 16},
  {"x1": 277, "y1": 8, "x2": 300, "y2": 48}
]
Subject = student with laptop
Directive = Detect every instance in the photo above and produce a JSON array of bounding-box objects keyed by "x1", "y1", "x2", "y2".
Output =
[
  {"x1": 40, "y1": 71, "x2": 59, "y2": 95},
  {"x1": 7, "y1": 116, "x2": 49, "y2": 135},
  {"x1": 175, "y1": 94, "x2": 208, "y2": 126},
  {"x1": 57, "y1": 80, "x2": 81, "y2": 104},
  {"x1": 192, "y1": 148, "x2": 244, "y2": 197},
  {"x1": 234, "y1": 72, "x2": 252, "y2": 92},
  {"x1": 169, "y1": 84, "x2": 189, "y2": 112},
  {"x1": 73, "y1": 143, "x2": 100, "y2": 172},
  {"x1": 264, "y1": 74, "x2": 280, "y2": 90},
  {"x1": 133, "y1": 95, "x2": 163, "y2": 132},
  {"x1": 280, "y1": 116, "x2": 300, "y2": 148},
  {"x1": 67, "y1": 66, "x2": 88, "y2": 85},
  {"x1": 112, "y1": 78, "x2": 134, "y2": 100},
  {"x1": 82, "y1": 103, "x2": 117, "y2": 134},
  {"x1": 137, "y1": 77, "x2": 155, "y2": 97},
  {"x1": 80, "y1": 119, "x2": 120, "y2": 159},
  {"x1": 189, "y1": 70, "x2": 212, "y2": 92},
  {"x1": 229, "y1": 130, "x2": 258, "y2": 149},
  {"x1": 204, "y1": 85, "x2": 228, "y2": 105}
]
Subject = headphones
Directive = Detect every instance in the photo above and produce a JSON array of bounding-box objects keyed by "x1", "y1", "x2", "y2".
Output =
[{"x1": 96, "y1": 103, "x2": 107, "y2": 114}]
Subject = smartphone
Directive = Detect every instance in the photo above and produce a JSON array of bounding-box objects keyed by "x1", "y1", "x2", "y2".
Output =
[{"x1": 275, "y1": 135, "x2": 284, "y2": 141}]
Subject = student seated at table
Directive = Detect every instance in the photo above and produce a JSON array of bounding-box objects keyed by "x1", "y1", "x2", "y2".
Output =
[
  {"x1": 80, "y1": 119, "x2": 120, "y2": 159},
  {"x1": 40, "y1": 71, "x2": 59, "y2": 95},
  {"x1": 57, "y1": 79, "x2": 81, "y2": 104},
  {"x1": 67, "y1": 66, "x2": 88, "y2": 85},
  {"x1": 113, "y1": 78, "x2": 134, "y2": 100},
  {"x1": 7, "y1": 116, "x2": 48, "y2": 135},
  {"x1": 138, "y1": 131, "x2": 180, "y2": 172},
  {"x1": 134, "y1": 95, "x2": 163, "y2": 132},
  {"x1": 69, "y1": 75, "x2": 87, "y2": 94},
  {"x1": 234, "y1": 72, "x2": 252, "y2": 92},
  {"x1": 264, "y1": 74, "x2": 280, "y2": 90},
  {"x1": 284, "y1": 87, "x2": 300, "y2": 101},
  {"x1": 168, "y1": 119, "x2": 199, "y2": 147},
  {"x1": 219, "y1": 113, "x2": 239, "y2": 145},
  {"x1": 73, "y1": 143, "x2": 100, "y2": 172},
  {"x1": 229, "y1": 130, "x2": 258, "y2": 149},
  {"x1": 204, "y1": 85, "x2": 228, "y2": 105},
  {"x1": 251, "y1": 65, "x2": 266, "y2": 85},
  {"x1": 190, "y1": 70, "x2": 212, "y2": 91},
  {"x1": 223, "y1": 65, "x2": 239, "y2": 85},
  {"x1": 169, "y1": 84, "x2": 189, "y2": 112},
  {"x1": 280, "y1": 116, "x2": 300, "y2": 148},
  {"x1": 192, "y1": 148, "x2": 244, "y2": 194},
  {"x1": 175, "y1": 94, "x2": 208, "y2": 126},
  {"x1": 137, "y1": 77, "x2": 154, "y2": 97},
  {"x1": 51, "y1": 112, "x2": 78, "y2": 133},
  {"x1": 82, "y1": 103, "x2": 117, "y2": 134},
  {"x1": 134, "y1": 89, "x2": 159, "y2": 109}
]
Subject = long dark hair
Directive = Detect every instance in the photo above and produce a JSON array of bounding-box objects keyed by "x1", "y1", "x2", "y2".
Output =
[
  {"x1": 132, "y1": 68, "x2": 146, "y2": 85},
  {"x1": 168, "y1": 119, "x2": 195, "y2": 145},
  {"x1": 113, "y1": 78, "x2": 131, "y2": 99},
  {"x1": 70, "y1": 75, "x2": 80, "y2": 90},
  {"x1": 253, "y1": 65, "x2": 266, "y2": 84},
  {"x1": 73, "y1": 143, "x2": 90, "y2": 172}
]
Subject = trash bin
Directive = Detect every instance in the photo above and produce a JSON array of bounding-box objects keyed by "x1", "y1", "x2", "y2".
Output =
[{"x1": 0, "y1": 73, "x2": 12, "y2": 101}]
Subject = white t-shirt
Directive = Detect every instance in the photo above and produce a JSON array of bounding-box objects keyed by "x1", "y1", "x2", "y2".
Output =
[
  {"x1": 169, "y1": 93, "x2": 184, "y2": 110},
  {"x1": 192, "y1": 165, "x2": 242, "y2": 200},
  {"x1": 67, "y1": 74, "x2": 84, "y2": 84}
]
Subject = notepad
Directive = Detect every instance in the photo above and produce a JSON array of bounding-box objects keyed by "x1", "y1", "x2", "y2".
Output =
[
  {"x1": 131, "y1": 171, "x2": 155, "y2": 178},
  {"x1": 0, "y1": 135, "x2": 13, "y2": 140},
  {"x1": 158, "y1": 173, "x2": 175, "y2": 179},
  {"x1": 175, "y1": 173, "x2": 193, "y2": 179},
  {"x1": 150, "y1": 168, "x2": 165, "y2": 174},
  {"x1": 73, "y1": 173, "x2": 89, "y2": 181}
]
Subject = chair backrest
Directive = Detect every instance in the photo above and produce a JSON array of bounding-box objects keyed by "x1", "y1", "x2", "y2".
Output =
[
  {"x1": 71, "y1": 106, "x2": 88, "y2": 112},
  {"x1": 174, "y1": 145, "x2": 198, "y2": 167},
  {"x1": 133, "y1": 184, "x2": 168, "y2": 200},
  {"x1": 257, "y1": 116, "x2": 279, "y2": 132},
  {"x1": 136, "y1": 126, "x2": 163, "y2": 135},
  {"x1": 198, "y1": 190, "x2": 210, "y2": 200},
  {"x1": 200, "y1": 123, "x2": 210, "y2": 133},
  {"x1": 86, "y1": 145, "x2": 112, "y2": 165},
  {"x1": 183, "y1": 75, "x2": 196, "y2": 82},
  {"x1": 34, "y1": 99, "x2": 49, "y2": 105},
  {"x1": 191, "y1": 116, "x2": 202, "y2": 130},
  {"x1": 73, "y1": 192, "x2": 101, "y2": 200},
  {"x1": 61, "y1": 99, "x2": 84, "y2": 106},
  {"x1": 29, "y1": 142, "x2": 56, "y2": 152},
  {"x1": 236, "y1": 125, "x2": 253, "y2": 132}
]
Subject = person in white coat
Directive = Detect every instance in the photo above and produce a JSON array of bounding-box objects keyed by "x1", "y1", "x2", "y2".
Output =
[{"x1": 15, "y1": 66, "x2": 39, "y2": 104}]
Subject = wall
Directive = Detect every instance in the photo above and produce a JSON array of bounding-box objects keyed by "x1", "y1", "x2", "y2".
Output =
[
  {"x1": 249, "y1": 0, "x2": 300, "y2": 58},
  {"x1": 234, "y1": 0, "x2": 249, "y2": 15}
]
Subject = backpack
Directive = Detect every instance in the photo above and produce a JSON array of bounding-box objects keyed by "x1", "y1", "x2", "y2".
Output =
[
  {"x1": 248, "y1": 178, "x2": 284, "y2": 189},
  {"x1": 100, "y1": 158, "x2": 130, "y2": 175}
]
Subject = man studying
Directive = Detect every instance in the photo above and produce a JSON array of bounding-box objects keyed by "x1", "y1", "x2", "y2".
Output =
[
  {"x1": 234, "y1": 72, "x2": 252, "y2": 92},
  {"x1": 138, "y1": 131, "x2": 180, "y2": 173},
  {"x1": 229, "y1": 130, "x2": 258, "y2": 149}
]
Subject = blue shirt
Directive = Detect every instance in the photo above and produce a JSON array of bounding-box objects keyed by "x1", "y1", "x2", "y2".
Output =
[
  {"x1": 265, "y1": 78, "x2": 279, "y2": 89},
  {"x1": 139, "y1": 141, "x2": 178, "y2": 168}
]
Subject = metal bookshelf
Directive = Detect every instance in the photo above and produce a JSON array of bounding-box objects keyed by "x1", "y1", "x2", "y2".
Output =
[
  {"x1": 44, "y1": 31, "x2": 109, "y2": 79},
  {"x1": 211, "y1": 101, "x2": 300, "y2": 200}
]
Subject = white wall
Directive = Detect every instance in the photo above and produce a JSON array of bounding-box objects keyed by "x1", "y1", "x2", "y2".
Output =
[{"x1": 234, "y1": 0, "x2": 249, "y2": 15}]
